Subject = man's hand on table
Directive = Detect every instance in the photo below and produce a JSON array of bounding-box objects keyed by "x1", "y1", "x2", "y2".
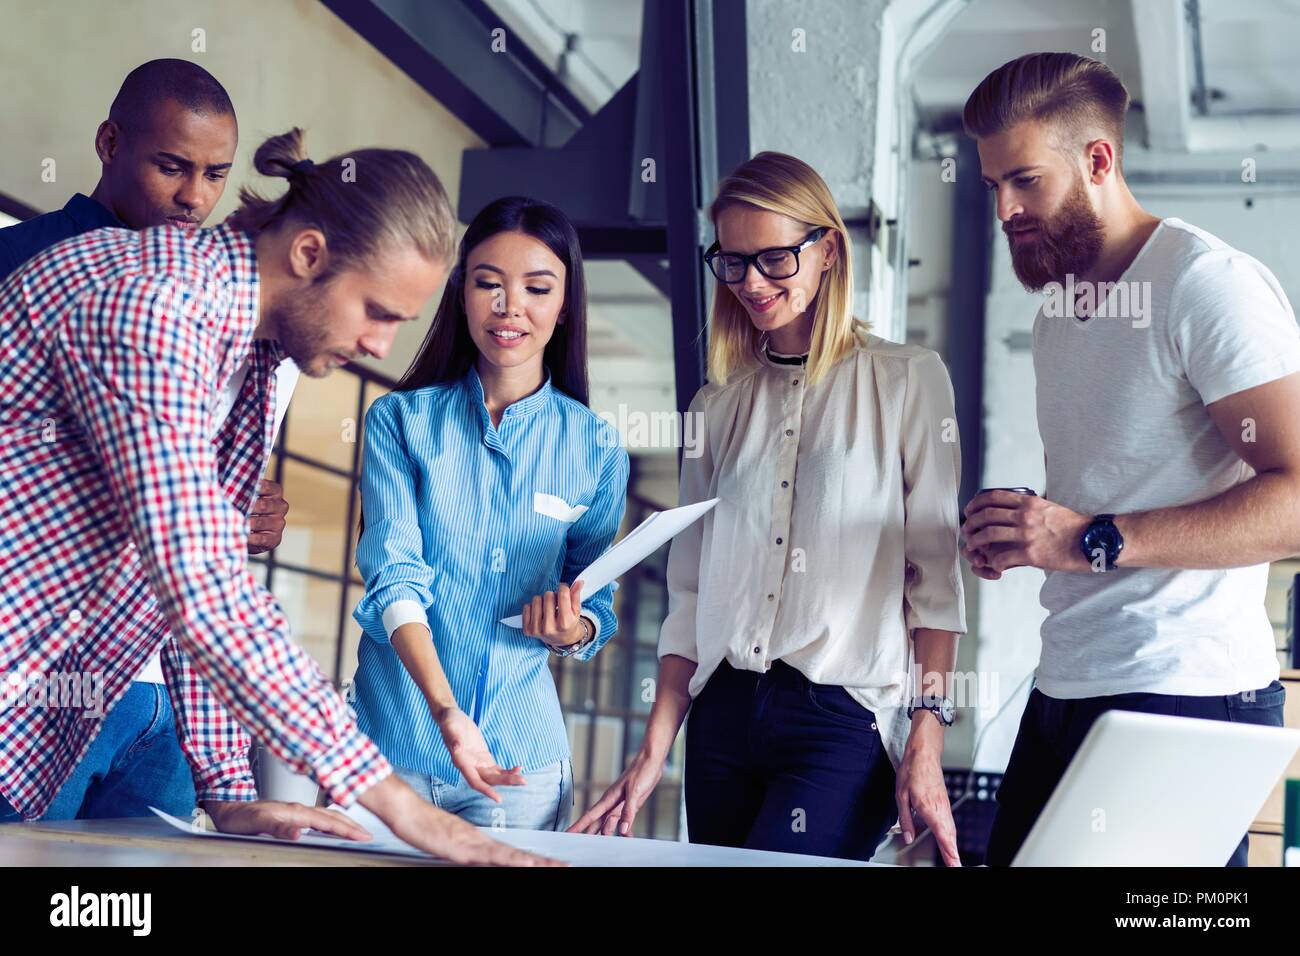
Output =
[
  {"x1": 202, "y1": 776, "x2": 564, "y2": 866},
  {"x1": 202, "y1": 799, "x2": 371, "y2": 842},
  {"x1": 357, "y1": 773, "x2": 564, "y2": 866}
]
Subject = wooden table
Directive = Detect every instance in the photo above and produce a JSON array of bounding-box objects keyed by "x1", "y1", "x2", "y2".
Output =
[
  {"x1": 0, "y1": 816, "x2": 446, "y2": 867},
  {"x1": 0, "y1": 814, "x2": 878, "y2": 866}
]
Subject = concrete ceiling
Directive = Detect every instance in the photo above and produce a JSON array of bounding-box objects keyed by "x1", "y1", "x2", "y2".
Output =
[
  {"x1": 913, "y1": 0, "x2": 1300, "y2": 151},
  {"x1": 482, "y1": 0, "x2": 643, "y2": 112}
]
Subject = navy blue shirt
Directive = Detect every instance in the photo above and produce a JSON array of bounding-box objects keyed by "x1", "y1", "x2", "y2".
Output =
[{"x1": 0, "y1": 193, "x2": 125, "y2": 281}]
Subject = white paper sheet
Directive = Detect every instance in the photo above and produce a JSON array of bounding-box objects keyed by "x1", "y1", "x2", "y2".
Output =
[
  {"x1": 148, "y1": 806, "x2": 427, "y2": 858},
  {"x1": 499, "y1": 497, "x2": 719, "y2": 628},
  {"x1": 149, "y1": 804, "x2": 876, "y2": 866}
]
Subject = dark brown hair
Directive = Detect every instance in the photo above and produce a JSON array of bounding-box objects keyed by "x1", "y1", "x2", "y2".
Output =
[
  {"x1": 394, "y1": 195, "x2": 589, "y2": 405},
  {"x1": 963, "y1": 53, "x2": 1130, "y2": 165}
]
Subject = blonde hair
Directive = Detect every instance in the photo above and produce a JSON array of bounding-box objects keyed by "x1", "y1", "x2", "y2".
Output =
[
  {"x1": 963, "y1": 53, "x2": 1130, "y2": 165},
  {"x1": 706, "y1": 151, "x2": 857, "y2": 387},
  {"x1": 229, "y1": 127, "x2": 457, "y2": 271}
]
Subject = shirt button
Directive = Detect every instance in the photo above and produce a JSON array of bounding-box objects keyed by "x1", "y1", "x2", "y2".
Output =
[
  {"x1": 781, "y1": 480, "x2": 789, "y2": 488},
  {"x1": 753, "y1": 646, "x2": 761, "y2": 654},
  {"x1": 785, "y1": 428, "x2": 793, "y2": 437},
  {"x1": 67, "y1": 610, "x2": 83, "y2": 624},
  {"x1": 775, "y1": 537, "x2": 783, "y2": 545},
  {"x1": 792, "y1": 379, "x2": 799, "y2": 386},
  {"x1": 766, "y1": 594, "x2": 774, "y2": 601}
]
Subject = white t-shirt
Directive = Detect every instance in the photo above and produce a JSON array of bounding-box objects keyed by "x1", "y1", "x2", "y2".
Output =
[
  {"x1": 136, "y1": 355, "x2": 299, "y2": 682},
  {"x1": 1031, "y1": 217, "x2": 1298, "y2": 699}
]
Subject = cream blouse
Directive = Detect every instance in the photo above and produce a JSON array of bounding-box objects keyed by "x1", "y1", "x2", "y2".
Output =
[{"x1": 658, "y1": 322, "x2": 967, "y2": 768}]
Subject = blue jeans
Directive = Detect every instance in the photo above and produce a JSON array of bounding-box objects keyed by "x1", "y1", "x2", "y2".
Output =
[
  {"x1": 986, "y1": 680, "x2": 1288, "y2": 867},
  {"x1": 684, "y1": 660, "x2": 899, "y2": 861},
  {"x1": 0, "y1": 681, "x2": 196, "y2": 822},
  {"x1": 393, "y1": 758, "x2": 573, "y2": 831}
]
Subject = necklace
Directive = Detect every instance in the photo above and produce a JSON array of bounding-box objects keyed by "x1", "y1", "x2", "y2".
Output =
[{"x1": 759, "y1": 332, "x2": 808, "y2": 366}]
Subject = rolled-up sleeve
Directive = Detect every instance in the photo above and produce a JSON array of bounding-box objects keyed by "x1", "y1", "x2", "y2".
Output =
[
  {"x1": 353, "y1": 395, "x2": 438, "y2": 645},
  {"x1": 658, "y1": 387, "x2": 711, "y2": 662},
  {"x1": 900, "y1": 351, "x2": 967, "y2": 634},
  {"x1": 160, "y1": 635, "x2": 258, "y2": 804}
]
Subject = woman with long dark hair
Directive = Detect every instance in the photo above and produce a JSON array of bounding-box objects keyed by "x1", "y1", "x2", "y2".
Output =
[{"x1": 350, "y1": 196, "x2": 629, "y2": 831}]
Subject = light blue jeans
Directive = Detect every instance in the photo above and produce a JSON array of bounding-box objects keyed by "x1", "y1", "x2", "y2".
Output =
[{"x1": 393, "y1": 758, "x2": 573, "y2": 832}]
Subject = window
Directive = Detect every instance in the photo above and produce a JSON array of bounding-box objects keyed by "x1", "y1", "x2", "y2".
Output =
[{"x1": 251, "y1": 366, "x2": 388, "y2": 684}]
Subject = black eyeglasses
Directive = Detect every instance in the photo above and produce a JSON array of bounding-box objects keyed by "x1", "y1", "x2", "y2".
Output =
[{"x1": 703, "y1": 227, "x2": 828, "y2": 283}]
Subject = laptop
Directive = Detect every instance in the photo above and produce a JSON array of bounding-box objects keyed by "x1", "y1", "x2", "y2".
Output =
[{"x1": 1012, "y1": 709, "x2": 1300, "y2": 866}]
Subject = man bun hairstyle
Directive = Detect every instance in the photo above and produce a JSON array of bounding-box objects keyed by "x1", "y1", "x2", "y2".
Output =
[{"x1": 230, "y1": 127, "x2": 457, "y2": 272}]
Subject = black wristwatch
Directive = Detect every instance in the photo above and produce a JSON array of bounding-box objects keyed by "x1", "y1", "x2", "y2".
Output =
[
  {"x1": 907, "y1": 695, "x2": 955, "y2": 727},
  {"x1": 1080, "y1": 513, "x2": 1124, "y2": 571}
]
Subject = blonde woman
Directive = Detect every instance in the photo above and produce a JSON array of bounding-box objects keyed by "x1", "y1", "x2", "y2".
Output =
[{"x1": 571, "y1": 152, "x2": 966, "y2": 864}]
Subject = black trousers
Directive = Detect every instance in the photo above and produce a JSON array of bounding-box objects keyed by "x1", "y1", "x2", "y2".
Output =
[
  {"x1": 985, "y1": 679, "x2": 1287, "y2": 866},
  {"x1": 684, "y1": 660, "x2": 899, "y2": 862}
]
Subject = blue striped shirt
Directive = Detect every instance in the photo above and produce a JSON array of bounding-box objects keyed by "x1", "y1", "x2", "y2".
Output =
[{"x1": 351, "y1": 366, "x2": 629, "y2": 782}]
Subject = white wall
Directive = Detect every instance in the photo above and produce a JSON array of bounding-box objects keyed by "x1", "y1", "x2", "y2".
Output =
[
  {"x1": 973, "y1": 234, "x2": 1048, "y2": 771},
  {"x1": 746, "y1": 0, "x2": 888, "y2": 335}
]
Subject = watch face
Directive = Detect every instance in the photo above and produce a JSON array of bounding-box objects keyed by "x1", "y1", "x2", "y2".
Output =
[
  {"x1": 1083, "y1": 521, "x2": 1121, "y2": 565},
  {"x1": 941, "y1": 699, "x2": 956, "y2": 723}
]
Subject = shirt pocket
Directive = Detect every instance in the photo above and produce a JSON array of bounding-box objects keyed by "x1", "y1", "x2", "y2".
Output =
[
  {"x1": 533, "y1": 492, "x2": 589, "y2": 523},
  {"x1": 518, "y1": 490, "x2": 591, "y2": 593}
]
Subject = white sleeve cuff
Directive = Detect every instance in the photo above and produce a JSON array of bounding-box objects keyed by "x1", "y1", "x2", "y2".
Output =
[{"x1": 382, "y1": 600, "x2": 428, "y2": 640}]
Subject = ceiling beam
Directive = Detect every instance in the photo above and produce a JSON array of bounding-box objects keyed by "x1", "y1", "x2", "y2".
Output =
[
  {"x1": 1132, "y1": 0, "x2": 1191, "y2": 151},
  {"x1": 319, "y1": 0, "x2": 588, "y2": 147}
]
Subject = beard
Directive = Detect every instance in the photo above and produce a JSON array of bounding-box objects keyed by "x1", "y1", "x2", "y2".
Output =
[
  {"x1": 1006, "y1": 176, "x2": 1105, "y2": 292},
  {"x1": 267, "y1": 276, "x2": 338, "y2": 377}
]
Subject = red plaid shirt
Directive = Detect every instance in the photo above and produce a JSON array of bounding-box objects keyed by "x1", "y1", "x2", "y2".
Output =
[{"x1": 0, "y1": 222, "x2": 390, "y2": 818}]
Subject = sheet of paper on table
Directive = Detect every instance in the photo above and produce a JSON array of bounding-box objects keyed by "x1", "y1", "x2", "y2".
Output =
[
  {"x1": 149, "y1": 805, "x2": 877, "y2": 866},
  {"x1": 499, "y1": 497, "x2": 720, "y2": 629}
]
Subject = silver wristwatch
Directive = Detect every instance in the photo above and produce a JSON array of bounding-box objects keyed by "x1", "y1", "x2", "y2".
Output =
[{"x1": 907, "y1": 694, "x2": 956, "y2": 726}]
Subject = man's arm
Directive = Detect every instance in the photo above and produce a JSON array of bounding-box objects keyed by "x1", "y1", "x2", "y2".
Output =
[
  {"x1": 963, "y1": 373, "x2": 1300, "y2": 571},
  {"x1": 159, "y1": 636, "x2": 258, "y2": 804},
  {"x1": 1114, "y1": 372, "x2": 1300, "y2": 567},
  {"x1": 54, "y1": 274, "x2": 389, "y2": 808},
  {"x1": 162, "y1": 469, "x2": 287, "y2": 805}
]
